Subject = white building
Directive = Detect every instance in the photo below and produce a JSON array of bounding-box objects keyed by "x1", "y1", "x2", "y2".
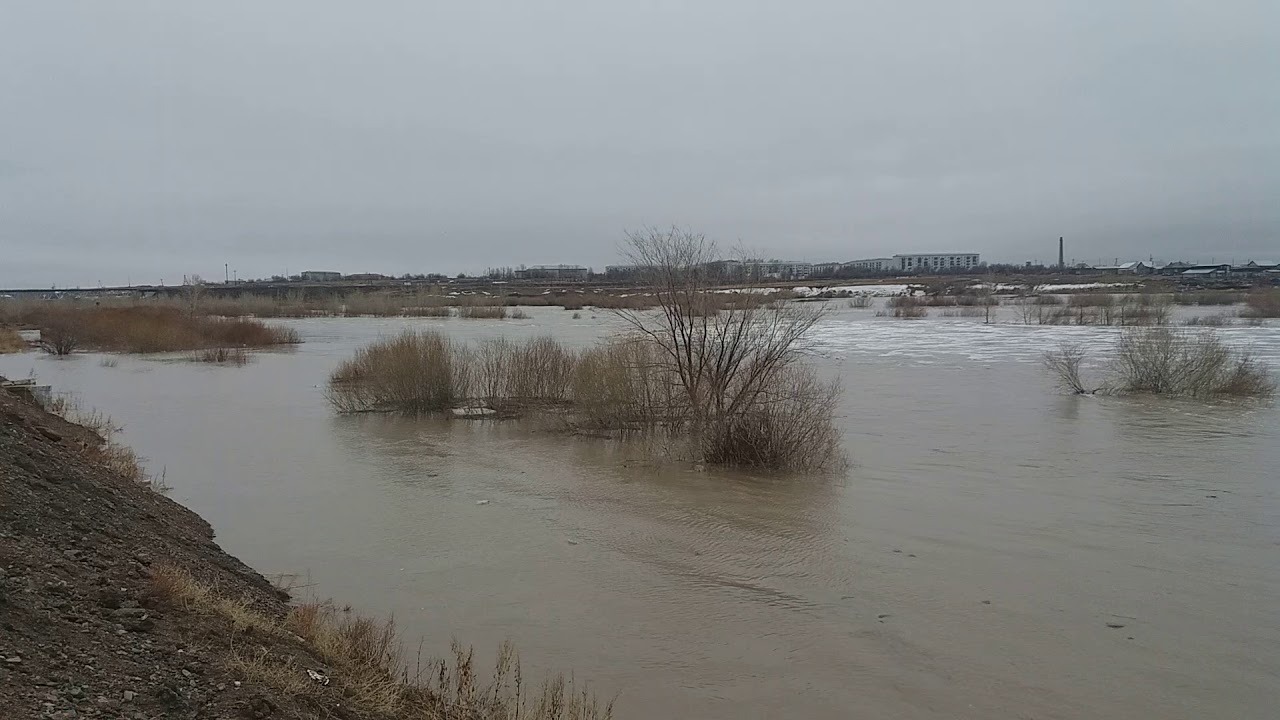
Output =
[
  {"x1": 843, "y1": 257, "x2": 896, "y2": 272},
  {"x1": 893, "y1": 253, "x2": 980, "y2": 272}
]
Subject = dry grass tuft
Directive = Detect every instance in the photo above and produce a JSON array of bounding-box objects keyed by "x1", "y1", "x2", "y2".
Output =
[
  {"x1": 0, "y1": 327, "x2": 27, "y2": 353},
  {"x1": 328, "y1": 331, "x2": 466, "y2": 413},
  {"x1": 45, "y1": 394, "x2": 171, "y2": 492}
]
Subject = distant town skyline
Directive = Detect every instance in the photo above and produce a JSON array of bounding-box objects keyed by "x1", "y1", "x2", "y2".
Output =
[{"x1": 3, "y1": 2, "x2": 1276, "y2": 289}]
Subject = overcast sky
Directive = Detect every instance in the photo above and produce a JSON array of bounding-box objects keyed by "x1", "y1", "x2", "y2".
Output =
[{"x1": 2, "y1": 1, "x2": 1277, "y2": 287}]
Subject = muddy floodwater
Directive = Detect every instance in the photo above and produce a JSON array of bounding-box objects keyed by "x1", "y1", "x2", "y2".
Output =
[{"x1": 4, "y1": 305, "x2": 1279, "y2": 719}]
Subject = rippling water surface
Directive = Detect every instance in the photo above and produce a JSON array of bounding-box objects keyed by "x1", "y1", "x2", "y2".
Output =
[{"x1": 3, "y1": 305, "x2": 1277, "y2": 719}]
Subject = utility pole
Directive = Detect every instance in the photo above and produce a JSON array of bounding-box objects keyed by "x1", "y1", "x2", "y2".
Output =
[
  {"x1": 1058, "y1": 237, "x2": 1064, "y2": 269},
  {"x1": 225, "y1": 263, "x2": 229, "y2": 284}
]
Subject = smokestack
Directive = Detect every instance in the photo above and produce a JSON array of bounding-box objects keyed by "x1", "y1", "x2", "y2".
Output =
[{"x1": 1058, "y1": 237, "x2": 1065, "y2": 269}]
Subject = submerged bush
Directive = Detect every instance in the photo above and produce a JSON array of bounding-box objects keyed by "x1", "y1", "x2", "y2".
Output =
[
  {"x1": 1044, "y1": 328, "x2": 1275, "y2": 399},
  {"x1": 327, "y1": 331, "x2": 466, "y2": 412}
]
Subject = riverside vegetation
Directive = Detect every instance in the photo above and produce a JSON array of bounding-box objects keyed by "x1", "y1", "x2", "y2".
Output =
[
  {"x1": 0, "y1": 305, "x2": 300, "y2": 356},
  {"x1": 328, "y1": 229, "x2": 843, "y2": 472},
  {"x1": 1044, "y1": 328, "x2": 1275, "y2": 399}
]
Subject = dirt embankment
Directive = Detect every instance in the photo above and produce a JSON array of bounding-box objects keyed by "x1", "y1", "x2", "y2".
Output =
[{"x1": 0, "y1": 384, "x2": 374, "y2": 719}]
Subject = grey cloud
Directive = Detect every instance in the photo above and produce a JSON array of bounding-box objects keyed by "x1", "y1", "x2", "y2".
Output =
[{"x1": 2, "y1": 0, "x2": 1277, "y2": 286}]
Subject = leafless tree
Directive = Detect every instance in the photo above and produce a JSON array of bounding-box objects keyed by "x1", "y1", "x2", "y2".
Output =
[{"x1": 613, "y1": 227, "x2": 841, "y2": 468}]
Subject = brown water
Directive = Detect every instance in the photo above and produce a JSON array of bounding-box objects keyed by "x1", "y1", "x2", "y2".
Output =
[{"x1": 4, "y1": 305, "x2": 1279, "y2": 719}]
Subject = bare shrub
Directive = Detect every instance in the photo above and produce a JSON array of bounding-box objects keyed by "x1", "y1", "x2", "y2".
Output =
[
  {"x1": 509, "y1": 307, "x2": 530, "y2": 319},
  {"x1": 191, "y1": 346, "x2": 250, "y2": 365},
  {"x1": 701, "y1": 365, "x2": 842, "y2": 471},
  {"x1": 845, "y1": 296, "x2": 873, "y2": 309},
  {"x1": 572, "y1": 312, "x2": 582, "y2": 319},
  {"x1": 1116, "y1": 294, "x2": 1171, "y2": 326},
  {"x1": 39, "y1": 326, "x2": 79, "y2": 355},
  {"x1": 1043, "y1": 344, "x2": 1093, "y2": 394},
  {"x1": 1045, "y1": 329, "x2": 1274, "y2": 399},
  {"x1": 1241, "y1": 289, "x2": 1280, "y2": 319},
  {"x1": 614, "y1": 227, "x2": 842, "y2": 470},
  {"x1": 1113, "y1": 328, "x2": 1272, "y2": 397},
  {"x1": 887, "y1": 295, "x2": 927, "y2": 318}
]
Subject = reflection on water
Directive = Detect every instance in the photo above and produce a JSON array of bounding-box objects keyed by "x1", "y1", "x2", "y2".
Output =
[{"x1": 2, "y1": 307, "x2": 1278, "y2": 719}]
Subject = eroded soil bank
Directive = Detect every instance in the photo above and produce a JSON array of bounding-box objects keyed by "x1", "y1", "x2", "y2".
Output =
[{"x1": 0, "y1": 383, "x2": 382, "y2": 719}]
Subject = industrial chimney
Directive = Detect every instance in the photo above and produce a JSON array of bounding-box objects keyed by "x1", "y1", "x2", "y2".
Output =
[{"x1": 1058, "y1": 237, "x2": 1065, "y2": 269}]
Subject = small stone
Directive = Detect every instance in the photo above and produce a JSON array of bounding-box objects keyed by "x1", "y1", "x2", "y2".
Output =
[
  {"x1": 217, "y1": 683, "x2": 226, "y2": 691},
  {"x1": 566, "y1": 539, "x2": 579, "y2": 545},
  {"x1": 981, "y1": 600, "x2": 992, "y2": 605},
  {"x1": 877, "y1": 614, "x2": 890, "y2": 619},
  {"x1": 181, "y1": 669, "x2": 192, "y2": 678},
  {"x1": 3, "y1": 656, "x2": 20, "y2": 664},
  {"x1": 234, "y1": 681, "x2": 241, "y2": 688},
  {"x1": 476, "y1": 500, "x2": 490, "y2": 505},
  {"x1": 69, "y1": 687, "x2": 84, "y2": 698},
  {"x1": 112, "y1": 608, "x2": 148, "y2": 618},
  {"x1": 122, "y1": 690, "x2": 136, "y2": 702},
  {"x1": 1106, "y1": 622, "x2": 1126, "y2": 629}
]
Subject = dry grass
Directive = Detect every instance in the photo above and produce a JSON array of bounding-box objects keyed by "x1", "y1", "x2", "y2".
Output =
[
  {"x1": 1183, "y1": 314, "x2": 1233, "y2": 327},
  {"x1": 1241, "y1": 289, "x2": 1280, "y2": 319},
  {"x1": 459, "y1": 305, "x2": 508, "y2": 320},
  {"x1": 11, "y1": 304, "x2": 300, "y2": 354},
  {"x1": 883, "y1": 296, "x2": 927, "y2": 318},
  {"x1": 291, "y1": 602, "x2": 613, "y2": 720},
  {"x1": 45, "y1": 394, "x2": 171, "y2": 492},
  {"x1": 509, "y1": 308, "x2": 530, "y2": 319},
  {"x1": 0, "y1": 327, "x2": 26, "y2": 353},
  {"x1": 1172, "y1": 291, "x2": 1244, "y2": 306},
  {"x1": 151, "y1": 566, "x2": 613, "y2": 720},
  {"x1": 1045, "y1": 329, "x2": 1275, "y2": 399}
]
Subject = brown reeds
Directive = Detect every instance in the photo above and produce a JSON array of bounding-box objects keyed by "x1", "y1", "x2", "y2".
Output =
[
  {"x1": 0, "y1": 327, "x2": 26, "y2": 353},
  {"x1": 12, "y1": 305, "x2": 300, "y2": 354},
  {"x1": 458, "y1": 304, "x2": 508, "y2": 320},
  {"x1": 327, "y1": 331, "x2": 465, "y2": 413},
  {"x1": 1241, "y1": 289, "x2": 1280, "y2": 318},
  {"x1": 1172, "y1": 291, "x2": 1244, "y2": 306}
]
